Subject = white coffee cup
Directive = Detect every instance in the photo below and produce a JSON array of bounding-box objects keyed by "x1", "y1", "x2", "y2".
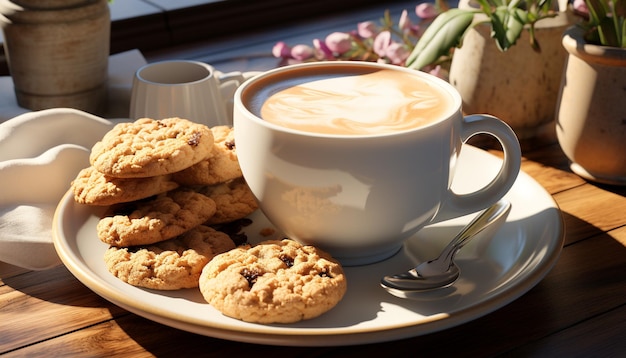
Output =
[
  {"x1": 129, "y1": 60, "x2": 244, "y2": 126},
  {"x1": 233, "y1": 61, "x2": 521, "y2": 266}
]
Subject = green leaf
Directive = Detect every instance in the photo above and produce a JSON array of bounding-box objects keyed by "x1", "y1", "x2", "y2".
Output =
[
  {"x1": 622, "y1": 19, "x2": 626, "y2": 48},
  {"x1": 586, "y1": 0, "x2": 608, "y2": 26},
  {"x1": 598, "y1": 17, "x2": 620, "y2": 47},
  {"x1": 490, "y1": 7, "x2": 527, "y2": 51},
  {"x1": 405, "y1": 9, "x2": 475, "y2": 70},
  {"x1": 537, "y1": 0, "x2": 551, "y2": 9},
  {"x1": 614, "y1": 0, "x2": 626, "y2": 48},
  {"x1": 616, "y1": 0, "x2": 626, "y2": 18}
]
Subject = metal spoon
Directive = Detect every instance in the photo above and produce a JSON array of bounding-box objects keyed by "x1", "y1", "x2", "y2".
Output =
[{"x1": 381, "y1": 199, "x2": 511, "y2": 296}]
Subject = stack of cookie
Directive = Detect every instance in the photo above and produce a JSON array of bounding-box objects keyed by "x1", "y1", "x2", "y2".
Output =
[
  {"x1": 71, "y1": 117, "x2": 256, "y2": 290},
  {"x1": 71, "y1": 117, "x2": 347, "y2": 324}
]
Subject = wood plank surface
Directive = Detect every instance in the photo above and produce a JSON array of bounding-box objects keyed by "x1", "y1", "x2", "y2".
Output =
[{"x1": 0, "y1": 266, "x2": 127, "y2": 353}]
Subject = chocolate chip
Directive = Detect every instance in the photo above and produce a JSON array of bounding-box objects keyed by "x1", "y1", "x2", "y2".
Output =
[
  {"x1": 279, "y1": 254, "x2": 294, "y2": 268},
  {"x1": 187, "y1": 131, "x2": 202, "y2": 146},
  {"x1": 240, "y1": 268, "x2": 261, "y2": 288}
]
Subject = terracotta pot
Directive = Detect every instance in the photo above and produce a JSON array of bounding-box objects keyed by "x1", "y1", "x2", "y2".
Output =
[
  {"x1": 1, "y1": 0, "x2": 110, "y2": 115},
  {"x1": 448, "y1": 10, "x2": 574, "y2": 139},
  {"x1": 555, "y1": 26, "x2": 626, "y2": 185}
]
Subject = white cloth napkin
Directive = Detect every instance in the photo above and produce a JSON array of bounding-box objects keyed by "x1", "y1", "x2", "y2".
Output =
[
  {"x1": 0, "y1": 49, "x2": 147, "y2": 270},
  {"x1": 0, "y1": 109, "x2": 118, "y2": 269}
]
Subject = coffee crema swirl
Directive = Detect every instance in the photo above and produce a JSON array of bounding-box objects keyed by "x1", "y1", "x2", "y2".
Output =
[{"x1": 257, "y1": 69, "x2": 453, "y2": 135}]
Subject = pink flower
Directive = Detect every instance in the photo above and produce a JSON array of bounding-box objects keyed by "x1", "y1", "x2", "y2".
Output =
[
  {"x1": 399, "y1": 8, "x2": 423, "y2": 37},
  {"x1": 411, "y1": 24, "x2": 426, "y2": 38},
  {"x1": 313, "y1": 38, "x2": 335, "y2": 60},
  {"x1": 426, "y1": 65, "x2": 449, "y2": 81},
  {"x1": 373, "y1": 31, "x2": 392, "y2": 57},
  {"x1": 290, "y1": 44, "x2": 314, "y2": 61},
  {"x1": 372, "y1": 31, "x2": 409, "y2": 65},
  {"x1": 325, "y1": 32, "x2": 353, "y2": 54},
  {"x1": 573, "y1": 0, "x2": 589, "y2": 15},
  {"x1": 271, "y1": 5, "x2": 444, "y2": 69},
  {"x1": 272, "y1": 41, "x2": 292, "y2": 58},
  {"x1": 357, "y1": 21, "x2": 379, "y2": 39},
  {"x1": 385, "y1": 42, "x2": 410, "y2": 65},
  {"x1": 399, "y1": 9, "x2": 413, "y2": 32},
  {"x1": 415, "y1": 3, "x2": 439, "y2": 20}
]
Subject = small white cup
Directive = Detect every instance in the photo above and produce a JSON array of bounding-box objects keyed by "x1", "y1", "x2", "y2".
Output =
[
  {"x1": 129, "y1": 60, "x2": 244, "y2": 126},
  {"x1": 233, "y1": 61, "x2": 521, "y2": 266}
]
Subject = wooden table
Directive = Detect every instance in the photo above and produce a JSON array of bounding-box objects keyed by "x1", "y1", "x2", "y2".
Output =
[{"x1": 2, "y1": 2, "x2": 626, "y2": 356}]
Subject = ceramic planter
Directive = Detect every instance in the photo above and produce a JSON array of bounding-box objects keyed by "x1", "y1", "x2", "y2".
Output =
[
  {"x1": 1, "y1": 0, "x2": 110, "y2": 115},
  {"x1": 448, "y1": 11, "x2": 574, "y2": 139},
  {"x1": 555, "y1": 26, "x2": 626, "y2": 185}
]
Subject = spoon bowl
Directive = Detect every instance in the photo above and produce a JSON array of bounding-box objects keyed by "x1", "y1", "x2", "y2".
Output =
[{"x1": 381, "y1": 200, "x2": 512, "y2": 296}]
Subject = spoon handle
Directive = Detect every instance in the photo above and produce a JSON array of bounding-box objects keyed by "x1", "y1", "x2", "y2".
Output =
[{"x1": 438, "y1": 199, "x2": 512, "y2": 265}]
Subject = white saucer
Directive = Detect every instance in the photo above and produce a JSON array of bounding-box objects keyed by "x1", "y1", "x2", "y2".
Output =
[{"x1": 52, "y1": 145, "x2": 564, "y2": 346}]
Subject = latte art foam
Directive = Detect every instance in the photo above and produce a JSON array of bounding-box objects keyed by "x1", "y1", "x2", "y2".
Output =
[{"x1": 253, "y1": 68, "x2": 453, "y2": 135}]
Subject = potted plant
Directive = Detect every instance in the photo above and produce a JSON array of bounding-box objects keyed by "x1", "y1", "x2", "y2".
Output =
[
  {"x1": 406, "y1": 0, "x2": 575, "y2": 140},
  {"x1": 555, "y1": 0, "x2": 626, "y2": 185},
  {"x1": 1, "y1": 0, "x2": 111, "y2": 115}
]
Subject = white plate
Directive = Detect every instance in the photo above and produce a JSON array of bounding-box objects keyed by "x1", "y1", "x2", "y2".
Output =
[{"x1": 52, "y1": 145, "x2": 564, "y2": 346}]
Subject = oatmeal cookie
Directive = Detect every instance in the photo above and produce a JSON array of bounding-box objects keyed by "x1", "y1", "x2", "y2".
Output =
[
  {"x1": 199, "y1": 239, "x2": 347, "y2": 324},
  {"x1": 172, "y1": 125, "x2": 241, "y2": 185},
  {"x1": 97, "y1": 187, "x2": 217, "y2": 247},
  {"x1": 71, "y1": 166, "x2": 179, "y2": 206},
  {"x1": 196, "y1": 178, "x2": 258, "y2": 225},
  {"x1": 90, "y1": 117, "x2": 214, "y2": 178},
  {"x1": 104, "y1": 225, "x2": 235, "y2": 290}
]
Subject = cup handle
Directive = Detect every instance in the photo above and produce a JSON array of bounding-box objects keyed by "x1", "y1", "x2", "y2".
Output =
[
  {"x1": 216, "y1": 71, "x2": 262, "y2": 100},
  {"x1": 216, "y1": 71, "x2": 245, "y2": 99},
  {"x1": 433, "y1": 114, "x2": 521, "y2": 223},
  {"x1": 214, "y1": 71, "x2": 245, "y2": 125},
  {"x1": 217, "y1": 71, "x2": 245, "y2": 84}
]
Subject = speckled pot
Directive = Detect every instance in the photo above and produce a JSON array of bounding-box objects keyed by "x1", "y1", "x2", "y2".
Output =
[
  {"x1": 448, "y1": 11, "x2": 574, "y2": 139},
  {"x1": 1, "y1": 0, "x2": 110, "y2": 115},
  {"x1": 555, "y1": 26, "x2": 626, "y2": 185}
]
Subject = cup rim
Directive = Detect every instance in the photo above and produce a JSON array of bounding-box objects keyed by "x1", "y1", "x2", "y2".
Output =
[
  {"x1": 234, "y1": 61, "x2": 462, "y2": 138},
  {"x1": 135, "y1": 60, "x2": 215, "y2": 86}
]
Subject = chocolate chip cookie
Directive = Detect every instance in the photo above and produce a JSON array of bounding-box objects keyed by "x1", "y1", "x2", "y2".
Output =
[
  {"x1": 97, "y1": 187, "x2": 217, "y2": 247},
  {"x1": 104, "y1": 225, "x2": 235, "y2": 290},
  {"x1": 72, "y1": 166, "x2": 180, "y2": 206},
  {"x1": 199, "y1": 239, "x2": 347, "y2": 323},
  {"x1": 90, "y1": 117, "x2": 214, "y2": 178}
]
